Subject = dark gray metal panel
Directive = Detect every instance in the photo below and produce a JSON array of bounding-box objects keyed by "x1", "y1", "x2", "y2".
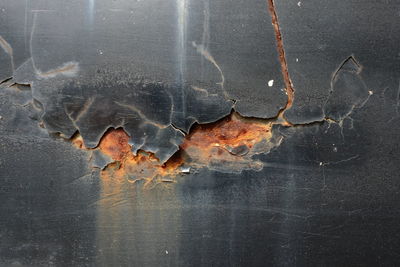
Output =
[
  {"x1": 5, "y1": 0, "x2": 285, "y2": 162},
  {"x1": 275, "y1": 0, "x2": 400, "y2": 124},
  {"x1": 1, "y1": 0, "x2": 400, "y2": 266}
]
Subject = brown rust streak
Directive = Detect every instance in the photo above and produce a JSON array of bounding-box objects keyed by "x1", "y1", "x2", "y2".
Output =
[{"x1": 267, "y1": 0, "x2": 294, "y2": 110}]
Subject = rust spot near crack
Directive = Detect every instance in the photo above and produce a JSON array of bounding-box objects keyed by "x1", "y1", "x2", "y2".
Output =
[
  {"x1": 98, "y1": 129, "x2": 131, "y2": 161},
  {"x1": 181, "y1": 113, "x2": 271, "y2": 150},
  {"x1": 98, "y1": 129, "x2": 183, "y2": 187},
  {"x1": 72, "y1": 112, "x2": 280, "y2": 188},
  {"x1": 267, "y1": 0, "x2": 294, "y2": 113},
  {"x1": 71, "y1": 131, "x2": 86, "y2": 149},
  {"x1": 179, "y1": 112, "x2": 276, "y2": 172}
]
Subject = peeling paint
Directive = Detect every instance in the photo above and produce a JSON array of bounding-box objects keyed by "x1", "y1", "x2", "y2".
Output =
[
  {"x1": 5, "y1": 0, "x2": 375, "y2": 192},
  {"x1": 70, "y1": 111, "x2": 282, "y2": 187},
  {"x1": 179, "y1": 112, "x2": 280, "y2": 172}
]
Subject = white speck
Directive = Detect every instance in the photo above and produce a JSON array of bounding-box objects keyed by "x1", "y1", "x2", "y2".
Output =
[
  {"x1": 165, "y1": 250, "x2": 169, "y2": 255},
  {"x1": 333, "y1": 147, "x2": 337, "y2": 152},
  {"x1": 98, "y1": 49, "x2": 103, "y2": 55},
  {"x1": 296, "y1": 58, "x2": 299, "y2": 62},
  {"x1": 180, "y1": 166, "x2": 191, "y2": 174},
  {"x1": 319, "y1": 162, "x2": 323, "y2": 166},
  {"x1": 268, "y1": 80, "x2": 274, "y2": 87},
  {"x1": 297, "y1": 1, "x2": 301, "y2": 7},
  {"x1": 368, "y1": 90, "x2": 373, "y2": 95}
]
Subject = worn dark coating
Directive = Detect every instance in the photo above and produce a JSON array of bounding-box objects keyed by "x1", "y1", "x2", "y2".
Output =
[
  {"x1": 274, "y1": 0, "x2": 400, "y2": 124},
  {"x1": 6, "y1": 0, "x2": 286, "y2": 164},
  {"x1": 1, "y1": 0, "x2": 400, "y2": 266}
]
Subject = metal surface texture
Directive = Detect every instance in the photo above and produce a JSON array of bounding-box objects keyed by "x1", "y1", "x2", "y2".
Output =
[{"x1": 0, "y1": 0, "x2": 400, "y2": 266}]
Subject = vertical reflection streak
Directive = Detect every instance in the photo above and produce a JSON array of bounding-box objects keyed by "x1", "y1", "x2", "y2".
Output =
[{"x1": 176, "y1": 0, "x2": 188, "y2": 119}]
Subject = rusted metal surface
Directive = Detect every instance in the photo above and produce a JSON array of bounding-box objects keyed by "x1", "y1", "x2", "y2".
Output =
[{"x1": 1, "y1": 0, "x2": 400, "y2": 266}]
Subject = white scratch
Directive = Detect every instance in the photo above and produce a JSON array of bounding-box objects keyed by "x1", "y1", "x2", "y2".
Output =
[
  {"x1": 114, "y1": 101, "x2": 168, "y2": 129},
  {"x1": 0, "y1": 35, "x2": 14, "y2": 70},
  {"x1": 192, "y1": 41, "x2": 228, "y2": 99},
  {"x1": 323, "y1": 154, "x2": 360, "y2": 166},
  {"x1": 191, "y1": 85, "x2": 209, "y2": 96},
  {"x1": 37, "y1": 61, "x2": 80, "y2": 79}
]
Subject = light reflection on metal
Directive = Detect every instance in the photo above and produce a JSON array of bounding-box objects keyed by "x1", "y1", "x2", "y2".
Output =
[{"x1": 88, "y1": 0, "x2": 95, "y2": 26}]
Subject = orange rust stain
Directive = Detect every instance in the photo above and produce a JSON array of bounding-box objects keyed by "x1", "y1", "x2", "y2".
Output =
[
  {"x1": 73, "y1": 112, "x2": 275, "y2": 187},
  {"x1": 181, "y1": 113, "x2": 271, "y2": 150},
  {"x1": 178, "y1": 113, "x2": 275, "y2": 172},
  {"x1": 97, "y1": 128, "x2": 183, "y2": 187},
  {"x1": 70, "y1": 132, "x2": 86, "y2": 149},
  {"x1": 98, "y1": 128, "x2": 131, "y2": 161}
]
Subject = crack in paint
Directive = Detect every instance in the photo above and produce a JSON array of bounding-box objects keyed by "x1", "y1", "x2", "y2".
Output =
[
  {"x1": 5, "y1": 2, "x2": 374, "y2": 189},
  {"x1": 267, "y1": 0, "x2": 295, "y2": 112},
  {"x1": 6, "y1": 50, "x2": 371, "y2": 189}
]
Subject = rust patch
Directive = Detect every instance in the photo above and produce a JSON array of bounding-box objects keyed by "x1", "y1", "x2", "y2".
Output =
[
  {"x1": 72, "y1": 112, "x2": 281, "y2": 187},
  {"x1": 71, "y1": 131, "x2": 86, "y2": 149},
  {"x1": 181, "y1": 113, "x2": 271, "y2": 150},
  {"x1": 179, "y1": 112, "x2": 278, "y2": 172},
  {"x1": 96, "y1": 129, "x2": 183, "y2": 187},
  {"x1": 98, "y1": 129, "x2": 131, "y2": 161}
]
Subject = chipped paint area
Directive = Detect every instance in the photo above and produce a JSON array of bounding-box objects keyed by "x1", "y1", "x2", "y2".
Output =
[
  {"x1": 71, "y1": 112, "x2": 281, "y2": 187},
  {"x1": 98, "y1": 128, "x2": 183, "y2": 187},
  {"x1": 71, "y1": 128, "x2": 182, "y2": 187},
  {"x1": 179, "y1": 112, "x2": 281, "y2": 172}
]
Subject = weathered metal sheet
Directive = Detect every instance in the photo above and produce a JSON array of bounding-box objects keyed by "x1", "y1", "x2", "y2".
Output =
[{"x1": 1, "y1": 0, "x2": 400, "y2": 266}]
